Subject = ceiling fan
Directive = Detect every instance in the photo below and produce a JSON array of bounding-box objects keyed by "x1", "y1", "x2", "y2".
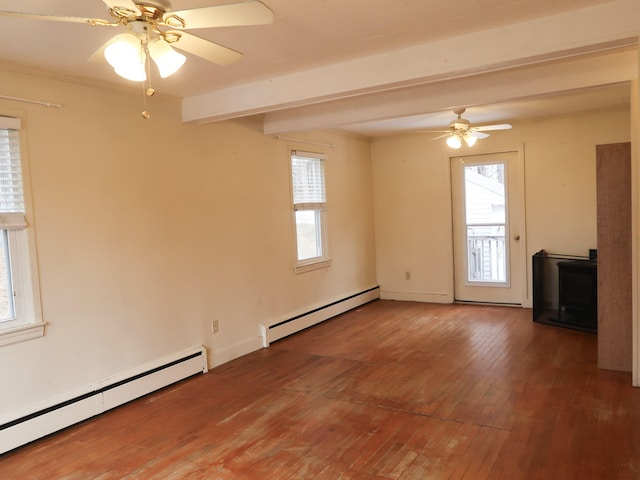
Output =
[
  {"x1": 423, "y1": 108, "x2": 512, "y2": 148},
  {"x1": 0, "y1": 0, "x2": 274, "y2": 82}
]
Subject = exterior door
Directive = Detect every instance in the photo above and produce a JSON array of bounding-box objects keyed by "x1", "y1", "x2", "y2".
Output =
[{"x1": 451, "y1": 149, "x2": 525, "y2": 305}]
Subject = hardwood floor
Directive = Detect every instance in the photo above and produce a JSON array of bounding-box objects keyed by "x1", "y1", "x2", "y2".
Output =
[{"x1": 2, "y1": 300, "x2": 639, "y2": 479}]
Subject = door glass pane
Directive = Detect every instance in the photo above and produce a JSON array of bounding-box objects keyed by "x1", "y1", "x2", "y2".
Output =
[
  {"x1": 464, "y1": 163, "x2": 507, "y2": 283},
  {"x1": 466, "y1": 225, "x2": 506, "y2": 282},
  {"x1": 0, "y1": 230, "x2": 15, "y2": 321},
  {"x1": 465, "y1": 164, "x2": 505, "y2": 224}
]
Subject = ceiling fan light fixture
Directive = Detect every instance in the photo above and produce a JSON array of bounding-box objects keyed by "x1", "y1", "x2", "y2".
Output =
[
  {"x1": 463, "y1": 133, "x2": 478, "y2": 147},
  {"x1": 104, "y1": 33, "x2": 147, "y2": 82},
  {"x1": 148, "y1": 40, "x2": 186, "y2": 78},
  {"x1": 446, "y1": 134, "x2": 462, "y2": 149},
  {"x1": 114, "y1": 63, "x2": 147, "y2": 82}
]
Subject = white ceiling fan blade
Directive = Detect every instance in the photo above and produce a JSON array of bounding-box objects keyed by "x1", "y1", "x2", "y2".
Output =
[
  {"x1": 473, "y1": 124, "x2": 512, "y2": 131},
  {"x1": 0, "y1": 10, "x2": 98, "y2": 24},
  {"x1": 168, "y1": 1, "x2": 274, "y2": 29},
  {"x1": 102, "y1": 0, "x2": 140, "y2": 15},
  {"x1": 169, "y1": 31, "x2": 243, "y2": 65},
  {"x1": 426, "y1": 133, "x2": 451, "y2": 142},
  {"x1": 468, "y1": 131, "x2": 490, "y2": 139}
]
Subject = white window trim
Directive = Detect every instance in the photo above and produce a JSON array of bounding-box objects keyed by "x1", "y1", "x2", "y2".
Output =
[
  {"x1": 295, "y1": 258, "x2": 332, "y2": 274},
  {"x1": 0, "y1": 321, "x2": 45, "y2": 347},
  {"x1": 0, "y1": 116, "x2": 44, "y2": 346},
  {"x1": 290, "y1": 149, "x2": 331, "y2": 274}
]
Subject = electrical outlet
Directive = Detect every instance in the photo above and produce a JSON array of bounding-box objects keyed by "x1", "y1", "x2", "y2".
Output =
[{"x1": 211, "y1": 320, "x2": 219, "y2": 334}]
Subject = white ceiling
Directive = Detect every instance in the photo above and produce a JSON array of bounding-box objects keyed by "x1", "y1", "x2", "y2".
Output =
[{"x1": 0, "y1": 0, "x2": 636, "y2": 136}]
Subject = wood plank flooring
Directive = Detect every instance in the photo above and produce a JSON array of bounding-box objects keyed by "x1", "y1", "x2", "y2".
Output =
[{"x1": 2, "y1": 300, "x2": 639, "y2": 479}]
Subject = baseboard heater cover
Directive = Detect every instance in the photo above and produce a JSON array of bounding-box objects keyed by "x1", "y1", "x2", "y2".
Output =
[
  {"x1": 0, "y1": 346, "x2": 207, "y2": 454},
  {"x1": 261, "y1": 285, "x2": 380, "y2": 346}
]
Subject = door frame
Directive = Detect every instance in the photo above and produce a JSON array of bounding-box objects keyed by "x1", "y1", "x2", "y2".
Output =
[{"x1": 447, "y1": 144, "x2": 529, "y2": 307}]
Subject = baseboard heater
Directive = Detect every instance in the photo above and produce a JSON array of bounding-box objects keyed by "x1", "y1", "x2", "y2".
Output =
[
  {"x1": 261, "y1": 285, "x2": 380, "y2": 346},
  {"x1": 0, "y1": 346, "x2": 207, "y2": 454}
]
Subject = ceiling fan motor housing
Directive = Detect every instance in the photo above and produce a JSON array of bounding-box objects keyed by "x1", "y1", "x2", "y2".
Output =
[
  {"x1": 137, "y1": 0, "x2": 172, "y2": 12},
  {"x1": 450, "y1": 117, "x2": 470, "y2": 132}
]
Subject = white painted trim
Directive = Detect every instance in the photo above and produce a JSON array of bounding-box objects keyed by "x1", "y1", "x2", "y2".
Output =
[
  {"x1": 0, "y1": 321, "x2": 45, "y2": 347},
  {"x1": 380, "y1": 290, "x2": 452, "y2": 304},
  {"x1": 263, "y1": 48, "x2": 636, "y2": 135},
  {"x1": 0, "y1": 115, "x2": 20, "y2": 129},
  {"x1": 449, "y1": 145, "x2": 527, "y2": 307},
  {"x1": 262, "y1": 285, "x2": 380, "y2": 345},
  {"x1": 295, "y1": 258, "x2": 332, "y2": 274},
  {"x1": 183, "y1": 0, "x2": 640, "y2": 124},
  {"x1": 207, "y1": 336, "x2": 264, "y2": 369},
  {"x1": 0, "y1": 346, "x2": 207, "y2": 454},
  {"x1": 1, "y1": 396, "x2": 98, "y2": 457}
]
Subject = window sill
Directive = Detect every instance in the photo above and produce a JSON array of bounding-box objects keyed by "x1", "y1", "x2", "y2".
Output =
[
  {"x1": 295, "y1": 258, "x2": 332, "y2": 274},
  {"x1": 0, "y1": 322, "x2": 45, "y2": 347}
]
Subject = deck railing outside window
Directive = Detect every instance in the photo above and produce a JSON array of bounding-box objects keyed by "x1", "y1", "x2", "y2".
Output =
[{"x1": 467, "y1": 228, "x2": 505, "y2": 282}]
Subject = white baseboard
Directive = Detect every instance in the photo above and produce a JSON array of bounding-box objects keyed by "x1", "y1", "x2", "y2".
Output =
[
  {"x1": 380, "y1": 290, "x2": 452, "y2": 303},
  {"x1": 207, "y1": 336, "x2": 265, "y2": 369},
  {"x1": 0, "y1": 346, "x2": 207, "y2": 454}
]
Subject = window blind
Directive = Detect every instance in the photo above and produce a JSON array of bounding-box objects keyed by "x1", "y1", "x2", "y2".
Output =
[
  {"x1": 0, "y1": 117, "x2": 25, "y2": 228},
  {"x1": 291, "y1": 151, "x2": 326, "y2": 207}
]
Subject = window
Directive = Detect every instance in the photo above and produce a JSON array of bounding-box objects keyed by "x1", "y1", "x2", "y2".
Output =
[
  {"x1": 0, "y1": 116, "x2": 43, "y2": 346},
  {"x1": 290, "y1": 150, "x2": 330, "y2": 272}
]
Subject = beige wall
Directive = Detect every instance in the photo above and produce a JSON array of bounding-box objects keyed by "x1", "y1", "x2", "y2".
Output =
[
  {"x1": 372, "y1": 108, "x2": 631, "y2": 306},
  {"x1": 1, "y1": 63, "x2": 633, "y2": 415},
  {"x1": 0, "y1": 67, "x2": 377, "y2": 414}
]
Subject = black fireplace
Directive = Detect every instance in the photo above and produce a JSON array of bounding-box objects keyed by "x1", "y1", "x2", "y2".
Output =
[
  {"x1": 554, "y1": 260, "x2": 597, "y2": 332},
  {"x1": 532, "y1": 250, "x2": 597, "y2": 334}
]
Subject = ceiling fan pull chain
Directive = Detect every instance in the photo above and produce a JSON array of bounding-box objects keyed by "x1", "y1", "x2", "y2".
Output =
[
  {"x1": 141, "y1": 29, "x2": 154, "y2": 119},
  {"x1": 141, "y1": 80, "x2": 151, "y2": 119}
]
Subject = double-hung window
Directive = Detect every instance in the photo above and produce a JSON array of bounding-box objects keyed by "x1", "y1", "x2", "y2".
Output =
[
  {"x1": 0, "y1": 116, "x2": 43, "y2": 346},
  {"x1": 290, "y1": 150, "x2": 330, "y2": 272}
]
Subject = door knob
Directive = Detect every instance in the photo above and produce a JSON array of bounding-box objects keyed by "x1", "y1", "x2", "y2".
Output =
[{"x1": 513, "y1": 234, "x2": 520, "y2": 241}]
